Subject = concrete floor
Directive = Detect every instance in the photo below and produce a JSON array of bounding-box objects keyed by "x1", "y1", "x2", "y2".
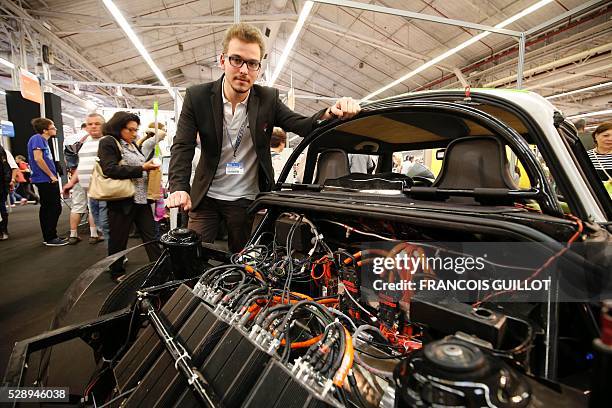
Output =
[{"x1": 0, "y1": 202, "x2": 150, "y2": 393}]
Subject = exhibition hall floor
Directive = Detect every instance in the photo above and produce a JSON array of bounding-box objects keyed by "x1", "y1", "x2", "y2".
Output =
[{"x1": 0, "y1": 202, "x2": 150, "y2": 391}]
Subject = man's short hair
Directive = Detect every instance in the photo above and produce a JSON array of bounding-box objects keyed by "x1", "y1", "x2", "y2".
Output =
[
  {"x1": 31, "y1": 118, "x2": 53, "y2": 134},
  {"x1": 80, "y1": 123, "x2": 87, "y2": 129},
  {"x1": 573, "y1": 118, "x2": 587, "y2": 131},
  {"x1": 270, "y1": 127, "x2": 286, "y2": 148},
  {"x1": 222, "y1": 23, "x2": 266, "y2": 59},
  {"x1": 86, "y1": 113, "x2": 106, "y2": 123}
]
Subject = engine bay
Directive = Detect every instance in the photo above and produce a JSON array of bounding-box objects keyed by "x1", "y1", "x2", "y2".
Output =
[{"x1": 57, "y1": 201, "x2": 609, "y2": 408}]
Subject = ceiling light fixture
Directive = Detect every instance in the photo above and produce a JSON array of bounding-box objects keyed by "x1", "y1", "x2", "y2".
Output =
[
  {"x1": 116, "y1": 86, "x2": 123, "y2": 97},
  {"x1": 268, "y1": 1, "x2": 313, "y2": 87},
  {"x1": 73, "y1": 83, "x2": 81, "y2": 95},
  {"x1": 546, "y1": 81, "x2": 612, "y2": 100},
  {"x1": 0, "y1": 89, "x2": 6, "y2": 95},
  {"x1": 362, "y1": 0, "x2": 554, "y2": 102},
  {"x1": 567, "y1": 109, "x2": 612, "y2": 120},
  {"x1": 102, "y1": 0, "x2": 176, "y2": 100},
  {"x1": 61, "y1": 112, "x2": 76, "y2": 120}
]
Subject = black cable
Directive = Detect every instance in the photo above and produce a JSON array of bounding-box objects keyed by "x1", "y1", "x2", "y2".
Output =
[
  {"x1": 337, "y1": 386, "x2": 361, "y2": 408},
  {"x1": 281, "y1": 215, "x2": 303, "y2": 303},
  {"x1": 310, "y1": 324, "x2": 335, "y2": 370},
  {"x1": 354, "y1": 347, "x2": 405, "y2": 359},
  {"x1": 348, "y1": 373, "x2": 368, "y2": 408},
  {"x1": 278, "y1": 301, "x2": 332, "y2": 336},
  {"x1": 211, "y1": 269, "x2": 246, "y2": 295},
  {"x1": 319, "y1": 344, "x2": 337, "y2": 375},
  {"x1": 233, "y1": 285, "x2": 267, "y2": 311},
  {"x1": 198, "y1": 263, "x2": 242, "y2": 285},
  {"x1": 262, "y1": 305, "x2": 292, "y2": 330},
  {"x1": 255, "y1": 303, "x2": 290, "y2": 327},
  {"x1": 110, "y1": 299, "x2": 140, "y2": 365},
  {"x1": 334, "y1": 250, "x2": 358, "y2": 266},
  {"x1": 329, "y1": 322, "x2": 346, "y2": 376},
  {"x1": 281, "y1": 330, "x2": 292, "y2": 362}
]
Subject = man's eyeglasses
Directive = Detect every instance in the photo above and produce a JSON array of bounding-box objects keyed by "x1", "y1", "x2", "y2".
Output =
[
  {"x1": 227, "y1": 55, "x2": 261, "y2": 71},
  {"x1": 47, "y1": 126, "x2": 57, "y2": 131}
]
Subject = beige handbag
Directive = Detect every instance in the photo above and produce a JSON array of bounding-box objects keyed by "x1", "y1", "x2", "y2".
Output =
[{"x1": 88, "y1": 138, "x2": 135, "y2": 201}]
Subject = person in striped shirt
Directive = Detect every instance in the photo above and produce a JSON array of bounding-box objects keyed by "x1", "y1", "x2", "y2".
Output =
[
  {"x1": 586, "y1": 122, "x2": 612, "y2": 183},
  {"x1": 63, "y1": 113, "x2": 109, "y2": 243}
]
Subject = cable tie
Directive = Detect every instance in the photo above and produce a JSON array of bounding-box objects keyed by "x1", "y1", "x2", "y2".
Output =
[
  {"x1": 323, "y1": 321, "x2": 336, "y2": 332},
  {"x1": 174, "y1": 350, "x2": 191, "y2": 370},
  {"x1": 187, "y1": 372, "x2": 199, "y2": 385}
]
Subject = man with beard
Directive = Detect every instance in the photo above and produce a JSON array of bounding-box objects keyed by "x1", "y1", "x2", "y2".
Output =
[{"x1": 167, "y1": 23, "x2": 360, "y2": 253}]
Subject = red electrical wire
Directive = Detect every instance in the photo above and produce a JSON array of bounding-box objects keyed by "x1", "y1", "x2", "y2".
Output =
[
  {"x1": 311, "y1": 255, "x2": 332, "y2": 282},
  {"x1": 473, "y1": 214, "x2": 583, "y2": 307}
]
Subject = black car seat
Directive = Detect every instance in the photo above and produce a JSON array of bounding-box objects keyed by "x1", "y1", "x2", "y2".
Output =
[
  {"x1": 314, "y1": 149, "x2": 350, "y2": 184},
  {"x1": 433, "y1": 136, "x2": 518, "y2": 190}
]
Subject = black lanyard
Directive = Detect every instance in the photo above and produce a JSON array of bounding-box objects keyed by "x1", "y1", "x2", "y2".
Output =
[{"x1": 225, "y1": 115, "x2": 249, "y2": 159}]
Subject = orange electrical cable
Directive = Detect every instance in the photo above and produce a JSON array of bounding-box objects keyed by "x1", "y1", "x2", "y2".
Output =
[
  {"x1": 280, "y1": 334, "x2": 324, "y2": 348},
  {"x1": 317, "y1": 298, "x2": 339, "y2": 305},
  {"x1": 332, "y1": 327, "x2": 354, "y2": 387},
  {"x1": 272, "y1": 296, "x2": 300, "y2": 304},
  {"x1": 247, "y1": 303, "x2": 261, "y2": 313},
  {"x1": 291, "y1": 292, "x2": 314, "y2": 300},
  {"x1": 244, "y1": 265, "x2": 265, "y2": 281},
  {"x1": 344, "y1": 251, "x2": 361, "y2": 265},
  {"x1": 271, "y1": 292, "x2": 314, "y2": 304}
]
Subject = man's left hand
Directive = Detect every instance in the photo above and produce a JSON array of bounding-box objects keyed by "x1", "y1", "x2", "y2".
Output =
[{"x1": 324, "y1": 97, "x2": 361, "y2": 120}]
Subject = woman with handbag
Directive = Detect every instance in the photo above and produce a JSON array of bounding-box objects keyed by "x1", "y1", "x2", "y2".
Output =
[{"x1": 97, "y1": 111, "x2": 162, "y2": 282}]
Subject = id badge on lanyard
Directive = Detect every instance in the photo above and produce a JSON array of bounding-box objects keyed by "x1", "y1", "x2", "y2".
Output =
[
  {"x1": 225, "y1": 116, "x2": 249, "y2": 175},
  {"x1": 226, "y1": 161, "x2": 244, "y2": 175}
]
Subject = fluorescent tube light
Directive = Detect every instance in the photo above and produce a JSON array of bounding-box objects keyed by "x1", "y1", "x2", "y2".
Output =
[
  {"x1": 567, "y1": 109, "x2": 612, "y2": 120},
  {"x1": 102, "y1": 0, "x2": 175, "y2": 100},
  {"x1": 546, "y1": 81, "x2": 612, "y2": 100},
  {"x1": 0, "y1": 89, "x2": 6, "y2": 95},
  {"x1": 268, "y1": 1, "x2": 313, "y2": 87},
  {"x1": 362, "y1": 0, "x2": 554, "y2": 101},
  {"x1": 73, "y1": 83, "x2": 81, "y2": 95},
  {"x1": 0, "y1": 57, "x2": 14, "y2": 69},
  {"x1": 61, "y1": 112, "x2": 76, "y2": 120}
]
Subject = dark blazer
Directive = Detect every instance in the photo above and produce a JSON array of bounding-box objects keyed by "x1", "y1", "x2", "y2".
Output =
[
  {"x1": 169, "y1": 75, "x2": 326, "y2": 210},
  {"x1": 97, "y1": 135, "x2": 145, "y2": 213}
]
